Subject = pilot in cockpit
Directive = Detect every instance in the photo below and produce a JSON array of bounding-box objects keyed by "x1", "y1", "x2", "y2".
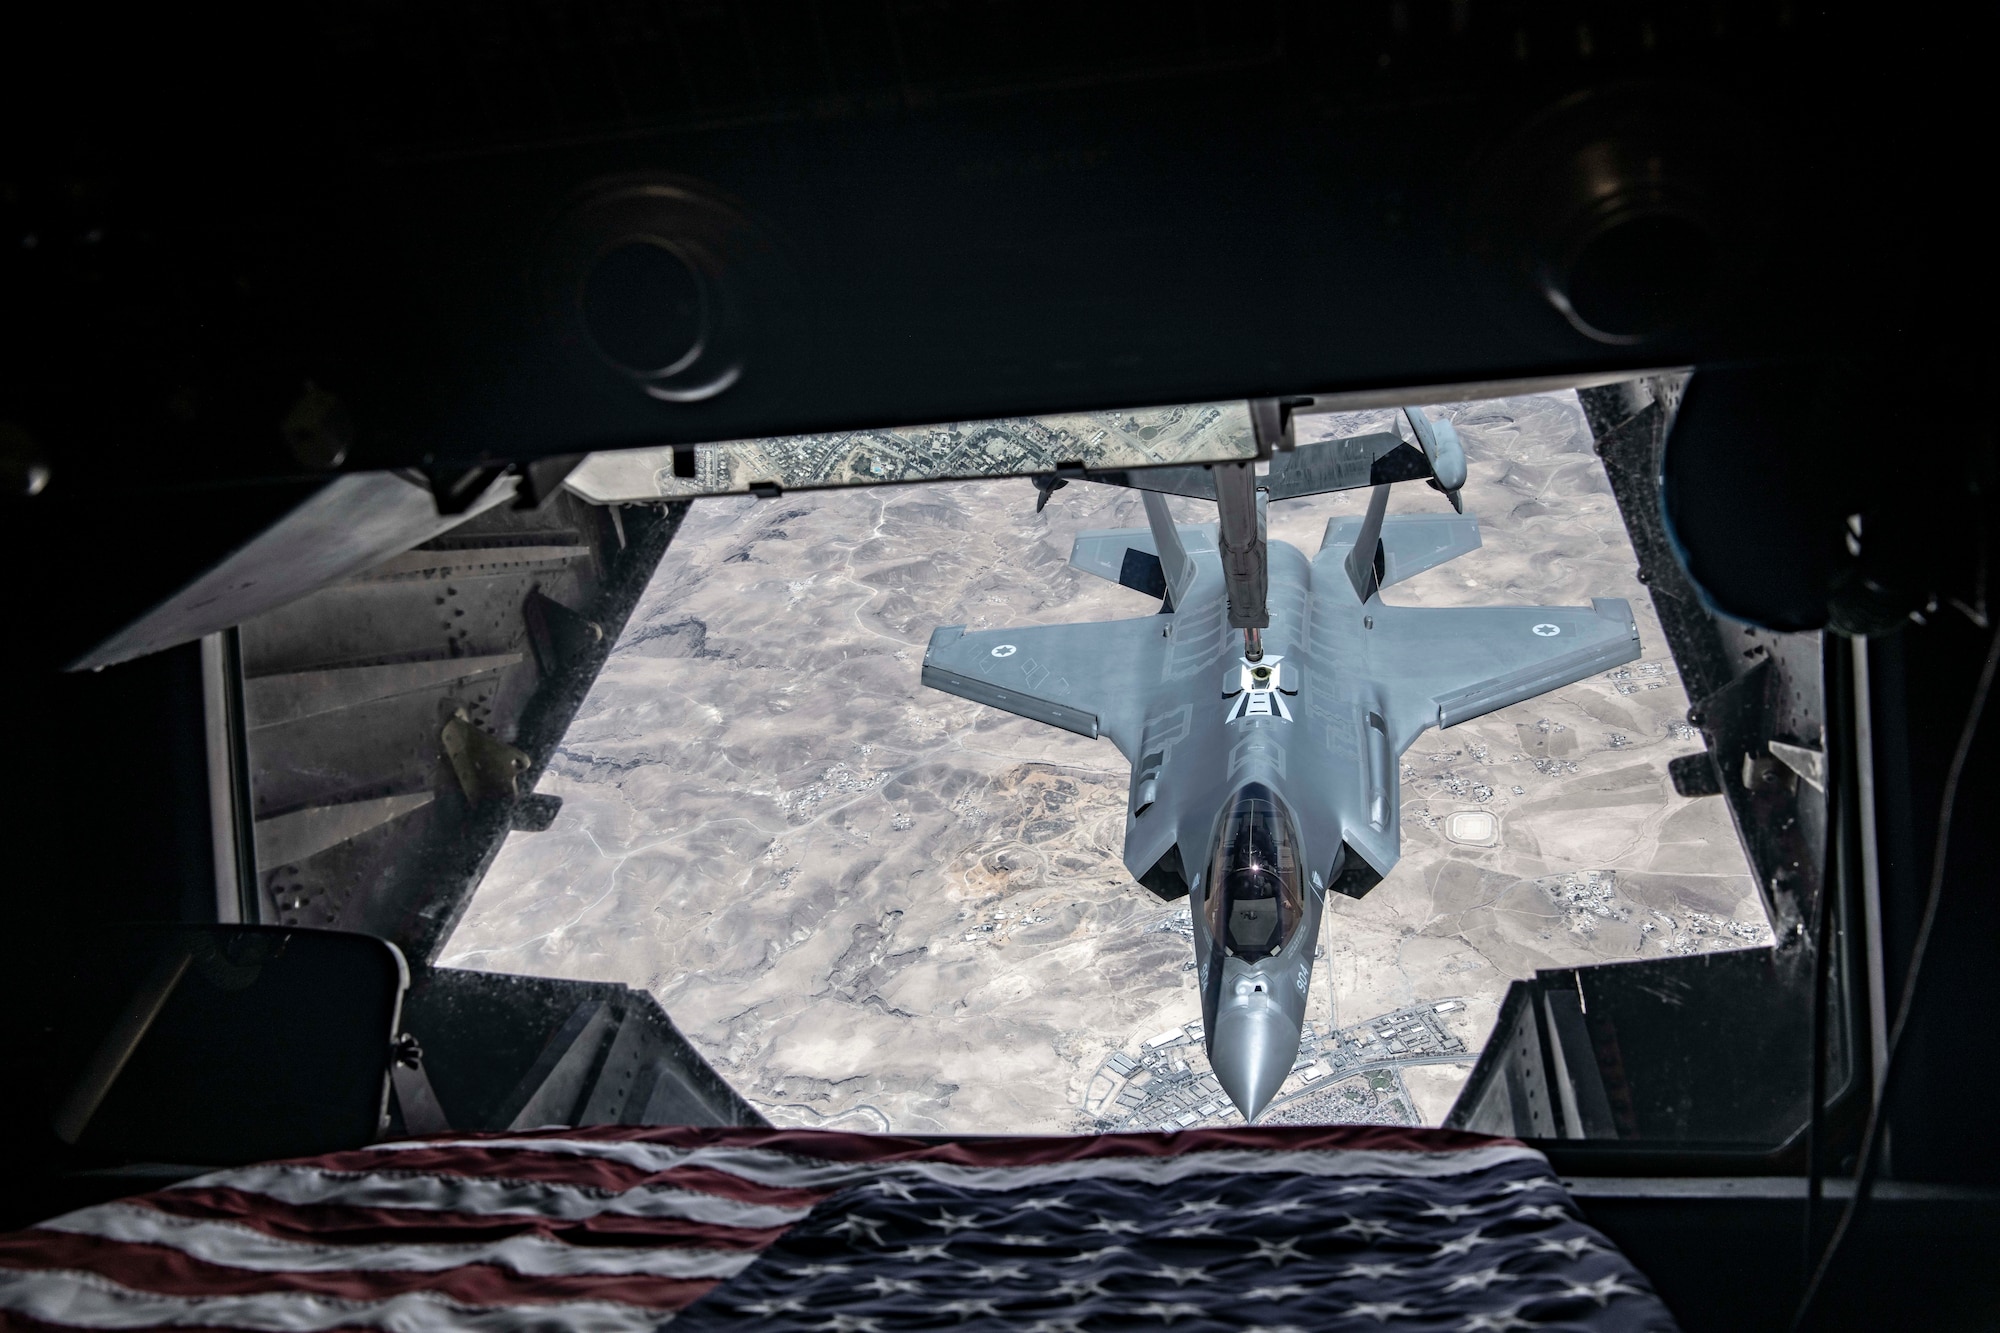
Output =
[{"x1": 1203, "y1": 783, "x2": 1305, "y2": 963}]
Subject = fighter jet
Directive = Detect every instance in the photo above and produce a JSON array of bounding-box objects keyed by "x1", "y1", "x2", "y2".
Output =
[{"x1": 921, "y1": 405, "x2": 1642, "y2": 1122}]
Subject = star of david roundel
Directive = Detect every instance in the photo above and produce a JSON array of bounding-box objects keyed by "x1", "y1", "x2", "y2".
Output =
[{"x1": 1532, "y1": 623, "x2": 1561, "y2": 637}]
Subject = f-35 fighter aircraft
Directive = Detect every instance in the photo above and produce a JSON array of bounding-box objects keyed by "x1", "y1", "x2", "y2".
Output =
[{"x1": 921, "y1": 406, "x2": 1642, "y2": 1122}]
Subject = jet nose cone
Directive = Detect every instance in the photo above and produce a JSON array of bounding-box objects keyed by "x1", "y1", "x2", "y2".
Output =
[{"x1": 1209, "y1": 1002, "x2": 1302, "y2": 1123}]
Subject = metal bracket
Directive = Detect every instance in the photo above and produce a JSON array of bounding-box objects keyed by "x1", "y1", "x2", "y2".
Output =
[
  {"x1": 389, "y1": 1034, "x2": 452, "y2": 1136},
  {"x1": 441, "y1": 709, "x2": 530, "y2": 805},
  {"x1": 424, "y1": 464, "x2": 513, "y2": 516},
  {"x1": 512, "y1": 454, "x2": 585, "y2": 510},
  {"x1": 1249, "y1": 397, "x2": 1309, "y2": 455},
  {"x1": 523, "y1": 589, "x2": 605, "y2": 678}
]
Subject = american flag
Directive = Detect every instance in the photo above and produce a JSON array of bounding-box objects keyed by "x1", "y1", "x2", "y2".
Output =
[{"x1": 0, "y1": 1125, "x2": 1676, "y2": 1331}]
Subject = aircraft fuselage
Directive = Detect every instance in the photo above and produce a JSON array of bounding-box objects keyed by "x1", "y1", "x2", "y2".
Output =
[{"x1": 923, "y1": 479, "x2": 1641, "y2": 1122}]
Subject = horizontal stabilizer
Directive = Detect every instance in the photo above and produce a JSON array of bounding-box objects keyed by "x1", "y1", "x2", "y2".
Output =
[
  {"x1": 1070, "y1": 528, "x2": 1157, "y2": 581},
  {"x1": 1321, "y1": 511, "x2": 1483, "y2": 589},
  {"x1": 1070, "y1": 521, "x2": 1214, "y2": 606}
]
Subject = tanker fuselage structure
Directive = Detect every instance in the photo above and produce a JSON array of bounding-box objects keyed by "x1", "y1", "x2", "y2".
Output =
[{"x1": 922, "y1": 412, "x2": 1641, "y2": 1120}]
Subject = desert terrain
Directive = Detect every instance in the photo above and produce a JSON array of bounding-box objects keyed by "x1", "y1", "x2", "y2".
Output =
[{"x1": 442, "y1": 391, "x2": 1769, "y2": 1132}]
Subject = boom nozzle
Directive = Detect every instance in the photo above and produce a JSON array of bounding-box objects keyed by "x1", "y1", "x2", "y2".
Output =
[
  {"x1": 1245, "y1": 628, "x2": 1264, "y2": 662},
  {"x1": 1214, "y1": 460, "x2": 1270, "y2": 637}
]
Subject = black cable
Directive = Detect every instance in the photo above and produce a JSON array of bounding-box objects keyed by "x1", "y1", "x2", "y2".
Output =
[
  {"x1": 1801, "y1": 773, "x2": 1836, "y2": 1296},
  {"x1": 1791, "y1": 622, "x2": 2000, "y2": 1330},
  {"x1": 1801, "y1": 636, "x2": 1855, "y2": 1296}
]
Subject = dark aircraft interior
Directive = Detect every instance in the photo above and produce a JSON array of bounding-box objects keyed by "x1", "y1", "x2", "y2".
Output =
[{"x1": 1, "y1": 3, "x2": 1992, "y2": 1328}]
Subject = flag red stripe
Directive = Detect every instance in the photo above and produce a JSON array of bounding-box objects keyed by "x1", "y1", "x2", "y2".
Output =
[
  {"x1": 236, "y1": 1151, "x2": 836, "y2": 1208},
  {"x1": 0, "y1": 1232, "x2": 720, "y2": 1312},
  {"x1": 138, "y1": 1191, "x2": 790, "y2": 1252}
]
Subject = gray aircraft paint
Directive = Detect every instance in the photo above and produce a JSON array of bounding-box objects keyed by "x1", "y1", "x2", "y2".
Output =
[{"x1": 922, "y1": 459, "x2": 1640, "y2": 1122}]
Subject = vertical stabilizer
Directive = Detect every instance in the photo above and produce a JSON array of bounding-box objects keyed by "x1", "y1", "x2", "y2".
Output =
[
  {"x1": 1142, "y1": 490, "x2": 1195, "y2": 605},
  {"x1": 1344, "y1": 484, "x2": 1392, "y2": 602}
]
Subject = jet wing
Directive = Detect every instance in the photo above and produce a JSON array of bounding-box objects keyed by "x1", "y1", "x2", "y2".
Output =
[
  {"x1": 921, "y1": 616, "x2": 1171, "y2": 761},
  {"x1": 1372, "y1": 598, "x2": 1641, "y2": 744}
]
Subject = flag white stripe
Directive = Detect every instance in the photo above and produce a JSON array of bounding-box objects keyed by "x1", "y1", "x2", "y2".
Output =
[
  {"x1": 166, "y1": 1165, "x2": 809, "y2": 1229},
  {"x1": 0, "y1": 1268, "x2": 671, "y2": 1333},
  {"x1": 895, "y1": 1146, "x2": 1552, "y2": 1193},
  {"x1": 39, "y1": 1203, "x2": 758, "y2": 1281},
  {"x1": 364, "y1": 1138, "x2": 1550, "y2": 1194}
]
